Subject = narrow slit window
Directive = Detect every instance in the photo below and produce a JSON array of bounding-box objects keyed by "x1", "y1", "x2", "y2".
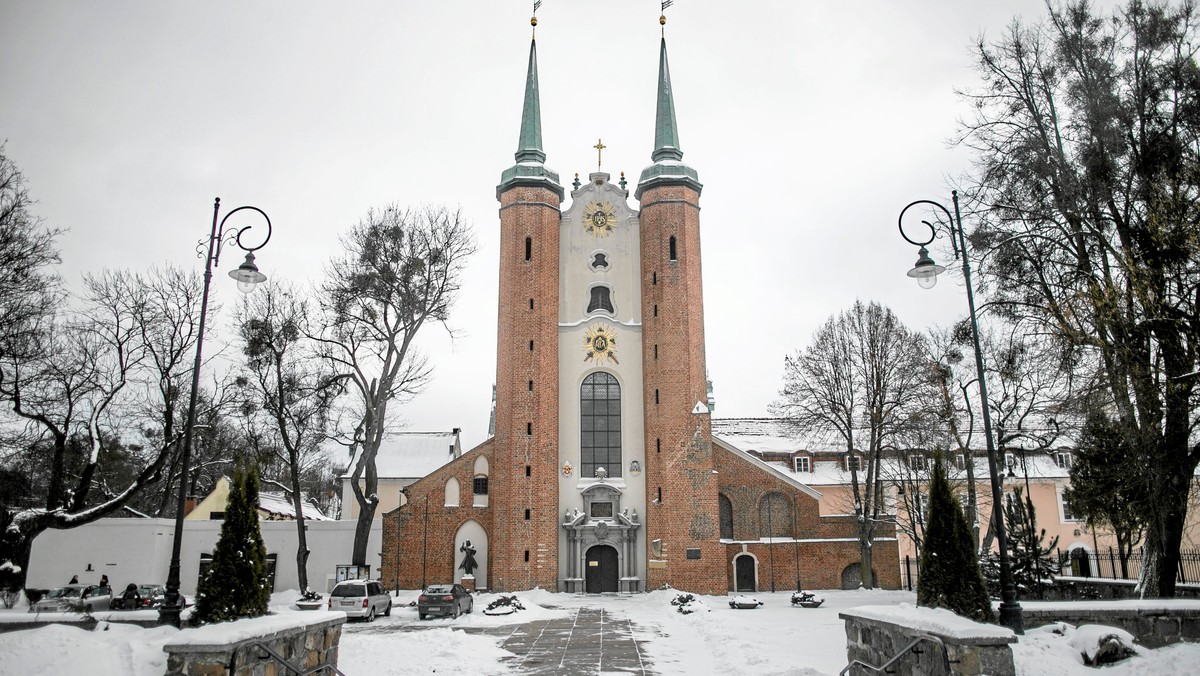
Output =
[
  {"x1": 529, "y1": 340, "x2": 534, "y2": 351},
  {"x1": 655, "y1": 389, "x2": 660, "y2": 405},
  {"x1": 525, "y1": 236, "x2": 532, "y2": 261},
  {"x1": 528, "y1": 380, "x2": 533, "y2": 391},
  {"x1": 669, "y1": 236, "x2": 677, "y2": 261},
  {"x1": 653, "y1": 304, "x2": 658, "y2": 317},
  {"x1": 524, "y1": 508, "x2": 531, "y2": 520},
  {"x1": 587, "y1": 285, "x2": 614, "y2": 314},
  {"x1": 654, "y1": 344, "x2": 658, "y2": 360},
  {"x1": 525, "y1": 465, "x2": 531, "y2": 477},
  {"x1": 529, "y1": 298, "x2": 534, "y2": 310},
  {"x1": 526, "y1": 422, "x2": 532, "y2": 436},
  {"x1": 524, "y1": 550, "x2": 530, "y2": 562},
  {"x1": 652, "y1": 272, "x2": 657, "y2": 285}
]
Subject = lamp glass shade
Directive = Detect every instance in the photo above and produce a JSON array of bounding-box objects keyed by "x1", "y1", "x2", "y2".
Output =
[
  {"x1": 906, "y1": 246, "x2": 945, "y2": 289},
  {"x1": 229, "y1": 252, "x2": 267, "y2": 293}
]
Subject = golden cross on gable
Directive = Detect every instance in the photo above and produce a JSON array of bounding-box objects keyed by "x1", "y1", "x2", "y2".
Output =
[{"x1": 594, "y1": 138, "x2": 606, "y2": 169}]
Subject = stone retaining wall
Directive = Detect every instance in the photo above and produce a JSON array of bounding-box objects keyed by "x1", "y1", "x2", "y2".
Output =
[
  {"x1": 1021, "y1": 600, "x2": 1200, "y2": 649},
  {"x1": 162, "y1": 612, "x2": 344, "y2": 676},
  {"x1": 841, "y1": 607, "x2": 1016, "y2": 676}
]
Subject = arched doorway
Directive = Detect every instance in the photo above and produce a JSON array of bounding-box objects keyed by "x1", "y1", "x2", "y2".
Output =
[
  {"x1": 1070, "y1": 547, "x2": 1092, "y2": 577},
  {"x1": 585, "y1": 545, "x2": 619, "y2": 593},
  {"x1": 734, "y1": 554, "x2": 756, "y2": 592},
  {"x1": 841, "y1": 563, "x2": 879, "y2": 590}
]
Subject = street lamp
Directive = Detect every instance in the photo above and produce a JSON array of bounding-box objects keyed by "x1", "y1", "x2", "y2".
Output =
[
  {"x1": 158, "y1": 198, "x2": 272, "y2": 627},
  {"x1": 897, "y1": 190, "x2": 1023, "y2": 634}
]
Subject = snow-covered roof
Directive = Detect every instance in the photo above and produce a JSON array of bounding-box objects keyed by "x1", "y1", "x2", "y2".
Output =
[
  {"x1": 257, "y1": 491, "x2": 333, "y2": 521},
  {"x1": 712, "y1": 417, "x2": 1080, "y2": 486},
  {"x1": 340, "y1": 431, "x2": 461, "y2": 480}
]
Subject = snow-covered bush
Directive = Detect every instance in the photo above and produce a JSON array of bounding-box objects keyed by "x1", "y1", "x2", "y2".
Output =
[
  {"x1": 483, "y1": 595, "x2": 525, "y2": 616},
  {"x1": 671, "y1": 593, "x2": 709, "y2": 614}
]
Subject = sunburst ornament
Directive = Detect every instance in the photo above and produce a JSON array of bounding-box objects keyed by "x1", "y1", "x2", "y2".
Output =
[
  {"x1": 583, "y1": 201, "x2": 617, "y2": 238},
  {"x1": 584, "y1": 323, "x2": 619, "y2": 364}
]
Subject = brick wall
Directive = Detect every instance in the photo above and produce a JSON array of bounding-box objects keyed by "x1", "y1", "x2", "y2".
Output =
[
  {"x1": 381, "y1": 440, "x2": 495, "y2": 590},
  {"x1": 714, "y1": 442, "x2": 902, "y2": 590},
  {"x1": 639, "y1": 183, "x2": 726, "y2": 595},
  {"x1": 491, "y1": 183, "x2": 562, "y2": 591}
]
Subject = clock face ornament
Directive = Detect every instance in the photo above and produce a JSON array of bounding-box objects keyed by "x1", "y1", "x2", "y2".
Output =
[
  {"x1": 583, "y1": 201, "x2": 616, "y2": 238},
  {"x1": 584, "y1": 323, "x2": 619, "y2": 364}
]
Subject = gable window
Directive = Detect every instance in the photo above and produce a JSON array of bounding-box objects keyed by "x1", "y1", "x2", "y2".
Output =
[
  {"x1": 846, "y1": 454, "x2": 863, "y2": 472},
  {"x1": 1055, "y1": 452, "x2": 1073, "y2": 469},
  {"x1": 909, "y1": 454, "x2": 928, "y2": 472},
  {"x1": 590, "y1": 252, "x2": 609, "y2": 269},
  {"x1": 581, "y1": 372, "x2": 622, "y2": 478},
  {"x1": 444, "y1": 477, "x2": 460, "y2": 507},
  {"x1": 472, "y1": 455, "x2": 489, "y2": 507},
  {"x1": 587, "y1": 285, "x2": 614, "y2": 314},
  {"x1": 473, "y1": 475, "x2": 488, "y2": 498},
  {"x1": 794, "y1": 456, "x2": 810, "y2": 473}
]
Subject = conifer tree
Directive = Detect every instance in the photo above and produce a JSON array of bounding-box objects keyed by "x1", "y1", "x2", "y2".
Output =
[
  {"x1": 984, "y1": 486, "x2": 1058, "y2": 598},
  {"x1": 192, "y1": 462, "x2": 269, "y2": 624},
  {"x1": 917, "y1": 452, "x2": 993, "y2": 623}
]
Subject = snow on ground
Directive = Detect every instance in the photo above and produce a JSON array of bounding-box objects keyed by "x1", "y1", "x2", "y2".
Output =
[{"x1": 1, "y1": 588, "x2": 1199, "y2": 675}]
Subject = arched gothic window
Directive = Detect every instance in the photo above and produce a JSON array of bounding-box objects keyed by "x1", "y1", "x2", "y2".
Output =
[
  {"x1": 719, "y1": 494, "x2": 734, "y2": 540},
  {"x1": 580, "y1": 372, "x2": 621, "y2": 478},
  {"x1": 759, "y1": 491, "x2": 792, "y2": 538}
]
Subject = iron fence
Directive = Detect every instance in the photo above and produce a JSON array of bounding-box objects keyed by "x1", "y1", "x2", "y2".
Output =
[{"x1": 1057, "y1": 547, "x2": 1200, "y2": 584}]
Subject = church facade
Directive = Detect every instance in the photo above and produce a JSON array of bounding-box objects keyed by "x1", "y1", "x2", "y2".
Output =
[{"x1": 381, "y1": 23, "x2": 896, "y2": 595}]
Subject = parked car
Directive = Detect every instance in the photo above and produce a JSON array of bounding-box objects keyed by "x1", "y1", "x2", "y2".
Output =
[
  {"x1": 417, "y1": 584, "x2": 473, "y2": 620},
  {"x1": 111, "y1": 584, "x2": 180, "y2": 610},
  {"x1": 30, "y1": 584, "x2": 113, "y2": 613},
  {"x1": 327, "y1": 579, "x2": 391, "y2": 621}
]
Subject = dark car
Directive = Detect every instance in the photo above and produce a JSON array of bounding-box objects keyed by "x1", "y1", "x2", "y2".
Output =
[
  {"x1": 417, "y1": 584, "x2": 473, "y2": 620},
  {"x1": 111, "y1": 584, "x2": 172, "y2": 610}
]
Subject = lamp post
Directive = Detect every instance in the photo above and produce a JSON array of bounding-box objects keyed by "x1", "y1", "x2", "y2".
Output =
[
  {"x1": 158, "y1": 198, "x2": 272, "y2": 628},
  {"x1": 897, "y1": 190, "x2": 1023, "y2": 633}
]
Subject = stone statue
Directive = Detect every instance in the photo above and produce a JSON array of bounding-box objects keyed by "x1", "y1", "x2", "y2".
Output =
[{"x1": 459, "y1": 540, "x2": 479, "y2": 576}]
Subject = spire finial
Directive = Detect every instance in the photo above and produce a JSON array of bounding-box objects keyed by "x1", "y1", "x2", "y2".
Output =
[
  {"x1": 532, "y1": 1, "x2": 541, "y2": 37},
  {"x1": 594, "y1": 138, "x2": 606, "y2": 170},
  {"x1": 660, "y1": 0, "x2": 672, "y2": 36}
]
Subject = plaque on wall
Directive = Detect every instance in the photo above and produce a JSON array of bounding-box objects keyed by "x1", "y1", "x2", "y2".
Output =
[{"x1": 686, "y1": 548, "x2": 701, "y2": 560}]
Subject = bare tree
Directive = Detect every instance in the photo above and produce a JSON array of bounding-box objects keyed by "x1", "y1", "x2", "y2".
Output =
[
  {"x1": 238, "y1": 281, "x2": 340, "y2": 596},
  {"x1": 0, "y1": 271, "x2": 176, "y2": 586},
  {"x1": 772, "y1": 300, "x2": 933, "y2": 587},
  {"x1": 315, "y1": 205, "x2": 475, "y2": 565},
  {"x1": 958, "y1": 1, "x2": 1200, "y2": 596}
]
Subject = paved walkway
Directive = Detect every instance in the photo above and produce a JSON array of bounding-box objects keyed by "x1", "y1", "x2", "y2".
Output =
[{"x1": 484, "y1": 606, "x2": 653, "y2": 675}]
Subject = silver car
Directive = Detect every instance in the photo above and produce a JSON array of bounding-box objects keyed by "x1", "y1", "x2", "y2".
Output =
[
  {"x1": 327, "y1": 579, "x2": 391, "y2": 621},
  {"x1": 30, "y1": 584, "x2": 113, "y2": 613}
]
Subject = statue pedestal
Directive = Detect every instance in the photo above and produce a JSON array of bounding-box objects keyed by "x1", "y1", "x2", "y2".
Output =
[{"x1": 461, "y1": 575, "x2": 476, "y2": 592}]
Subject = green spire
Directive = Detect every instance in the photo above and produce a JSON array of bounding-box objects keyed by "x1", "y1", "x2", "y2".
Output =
[
  {"x1": 498, "y1": 36, "x2": 562, "y2": 200},
  {"x1": 636, "y1": 35, "x2": 700, "y2": 199},
  {"x1": 515, "y1": 38, "x2": 546, "y2": 164},
  {"x1": 652, "y1": 37, "x2": 683, "y2": 162}
]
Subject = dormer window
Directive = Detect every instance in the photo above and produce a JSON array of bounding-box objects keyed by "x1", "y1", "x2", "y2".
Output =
[
  {"x1": 909, "y1": 454, "x2": 928, "y2": 471},
  {"x1": 794, "y1": 456, "x2": 811, "y2": 473},
  {"x1": 587, "y1": 285, "x2": 614, "y2": 314},
  {"x1": 1055, "y1": 452, "x2": 1073, "y2": 469},
  {"x1": 846, "y1": 454, "x2": 863, "y2": 472}
]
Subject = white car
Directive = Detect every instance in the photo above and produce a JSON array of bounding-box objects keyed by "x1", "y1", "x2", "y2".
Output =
[
  {"x1": 30, "y1": 584, "x2": 113, "y2": 613},
  {"x1": 327, "y1": 579, "x2": 391, "y2": 621}
]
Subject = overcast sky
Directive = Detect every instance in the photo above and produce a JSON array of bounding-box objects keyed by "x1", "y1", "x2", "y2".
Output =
[{"x1": 0, "y1": 1, "x2": 1124, "y2": 452}]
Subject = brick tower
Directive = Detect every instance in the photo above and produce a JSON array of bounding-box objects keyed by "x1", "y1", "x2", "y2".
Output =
[
  {"x1": 636, "y1": 34, "x2": 726, "y2": 594},
  {"x1": 491, "y1": 29, "x2": 564, "y2": 592}
]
